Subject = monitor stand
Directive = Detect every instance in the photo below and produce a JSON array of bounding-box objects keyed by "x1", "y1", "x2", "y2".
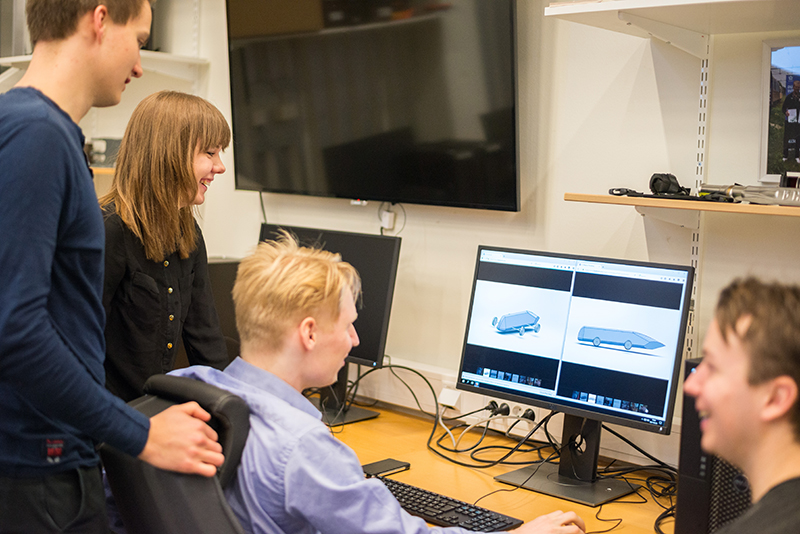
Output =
[
  {"x1": 310, "y1": 363, "x2": 379, "y2": 425},
  {"x1": 494, "y1": 415, "x2": 639, "y2": 507}
]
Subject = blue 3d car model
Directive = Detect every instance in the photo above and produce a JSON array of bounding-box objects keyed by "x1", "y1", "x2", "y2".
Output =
[
  {"x1": 577, "y1": 326, "x2": 664, "y2": 351},
  {"x1": 492, "y1": 311, "x2": 541, "y2": 336}
]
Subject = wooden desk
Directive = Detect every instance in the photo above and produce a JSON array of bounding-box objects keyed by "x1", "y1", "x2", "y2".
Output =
[{"x1": 334, "y1": 405, "x2": 673, "y2": 533}]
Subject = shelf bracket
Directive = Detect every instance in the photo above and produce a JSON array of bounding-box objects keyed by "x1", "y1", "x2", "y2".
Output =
[
  {"x1": 635, "y1": 205, "x2": 700, "y2": 229},
  {"x1": 618, "y1": 12, "x2": 707, "y2": 59}
]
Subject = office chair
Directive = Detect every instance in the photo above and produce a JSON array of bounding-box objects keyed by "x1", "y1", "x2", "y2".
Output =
[{"x1": 100, "y1": 374, "x2": 250, "y2": 534}]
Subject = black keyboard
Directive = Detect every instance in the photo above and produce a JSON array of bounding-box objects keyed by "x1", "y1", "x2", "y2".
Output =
[{"x1": 378, "y1": 476, "x2": 524, "y2": 532}]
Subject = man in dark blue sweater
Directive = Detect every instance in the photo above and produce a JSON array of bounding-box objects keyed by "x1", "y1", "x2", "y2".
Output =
[{"x1": 0, "y1": 1, "x2": 224, "y2": 531}]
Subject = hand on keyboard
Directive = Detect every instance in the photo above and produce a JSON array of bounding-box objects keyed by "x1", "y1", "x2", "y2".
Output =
[{"x1": 510, "y1": 510, "x2": 585, "y2": 534}]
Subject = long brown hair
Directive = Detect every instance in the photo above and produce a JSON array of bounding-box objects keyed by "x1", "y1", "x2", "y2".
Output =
[{"x1": 99, "y1": 91, "x2": 231, "y2": 261}]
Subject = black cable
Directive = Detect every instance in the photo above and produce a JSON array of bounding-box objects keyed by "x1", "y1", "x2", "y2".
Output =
[
  {"x1": 441, "y1": 406, "x2": 490, "y2": 421},
  {"x1": 586, "y1": 506, "x2": 622, "y2": 534},
  {"x1": 468, "y1": 443, "x2": 549, "y2": 465},
  {"x1": 346, "y1": 363, "x2": 559, "y2": 469},
  {"x1": 583, "y1": 482, "x2": 649, "y2": 534},
  {"x1": 436, "y1": 421, "x2": 493, "y2": 454},
  {"x1": 395, "y1": 203, "x2": 407, "y2": 235},
  {"x1": 472, "y1": 449, "x2": 559, "y2": 508},
  {"x1": 654, "y1": 505, "x2": 676, "y2": 534},
  {"x1": 601, "y1": 423, "x2": 676, "y2": 473},
  {"x1": 345, "y1": 364, "x2": 675, "y2": 533},
  {"x1": 428, "y1": 412, "x2": 556, "y2": 470}
]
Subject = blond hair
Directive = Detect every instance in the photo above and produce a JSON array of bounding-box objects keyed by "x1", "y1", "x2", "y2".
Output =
[
  {"x1": 233, "y1": 233, "x2": 361, "y2": 353},
  {"x1": 716, "y1": 277, "x2": 800, "y2": 439},
  {"x1": 27, "y1": 0, "x2": 151, "y2": 46},
  {"x1": 99, "y1": 91, "x2": 231, "y2": 261}
]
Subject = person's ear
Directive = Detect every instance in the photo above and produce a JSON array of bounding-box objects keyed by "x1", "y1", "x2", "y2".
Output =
[
  {"x1": 90, "y1": 5, "x2": 109, "y2": 42},
  {"x1": 761, "y1": 375, "x2": 798, "y2": 424},
  {"x1": 298, "y1": 317, "x2": 317, "y2": 351}
]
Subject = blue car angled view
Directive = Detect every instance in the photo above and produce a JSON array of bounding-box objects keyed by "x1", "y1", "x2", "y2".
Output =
[
  {"x1": 577, "y1": 326, "x2": 664, "y2": 351},
  {"x1": 492, "y1": 311, "x2": 541, "y2": 336}
]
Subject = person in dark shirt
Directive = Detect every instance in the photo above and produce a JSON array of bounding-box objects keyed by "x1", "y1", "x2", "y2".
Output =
[
  {"x1": 684, "y1": 278, "x2": 800, "y2": 534},
  {"x1": 0, "y1": 1, "x2": 223, "y2": 532},
  {"x1": 99, "y1": 90, "x2": 231, "y2": 402}
]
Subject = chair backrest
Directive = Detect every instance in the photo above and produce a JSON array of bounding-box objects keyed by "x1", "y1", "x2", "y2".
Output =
[{"x1": 101, "y1": 374, "x2": 250, "y2": 534}]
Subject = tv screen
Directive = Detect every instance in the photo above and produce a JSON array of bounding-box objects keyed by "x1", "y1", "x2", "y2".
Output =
[
  {"x1": 456, "y1": 246, "x2": 693, "y2": 505},
  {"x1": 227, "y1": 0, "x2": 519, "y2": 211}
]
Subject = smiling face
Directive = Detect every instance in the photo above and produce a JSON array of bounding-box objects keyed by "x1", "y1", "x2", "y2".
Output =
[
  {"x1": 684, "y1": 318, "x2": 765, "y2": 466},
  {"x1": 191, "y1": 145, "x2": 226, "y2": 206},
  {"x1": 94, "y1": 2, "x2": 151, "y2": 107}
]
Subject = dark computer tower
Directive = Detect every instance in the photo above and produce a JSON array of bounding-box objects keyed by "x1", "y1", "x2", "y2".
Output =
[{"x1": 674, "y1": 359, "x2": 752, "y2": 533}]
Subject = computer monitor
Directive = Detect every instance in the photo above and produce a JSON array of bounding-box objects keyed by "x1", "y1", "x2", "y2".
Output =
[
  {"x1": 456, "y1": 246, "x2": 693, "y2": 506},
  {"x1": 260, "y1": 224, "x2": 401, "y2": 424}
]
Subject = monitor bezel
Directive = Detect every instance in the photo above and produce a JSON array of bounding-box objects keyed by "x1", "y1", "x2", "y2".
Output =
[{"x1": 455, "y1": 245, "x2": 694, "y2": 436}]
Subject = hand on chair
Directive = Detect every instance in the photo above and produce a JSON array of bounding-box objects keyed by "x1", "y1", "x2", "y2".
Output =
[{"x1": 138, "y1": 401, "x2": 225, "y2": 477}]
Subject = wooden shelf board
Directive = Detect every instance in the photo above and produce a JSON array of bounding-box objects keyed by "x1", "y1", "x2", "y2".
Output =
[{"x1": 564, "y1": 192, "x2": 800, "y2": 217}]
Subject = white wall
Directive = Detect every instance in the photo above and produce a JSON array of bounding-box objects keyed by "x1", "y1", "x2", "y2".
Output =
[
  {"x1": 698, "y1": 30, "x2": 800, "y2": 338},
  {"x1": 2, "y1": 0, "x2": 796, "y2": 468},
  {"x1": 198, "y1": 0, "x2": 702, "y2": 369},
  {"x1": 120, "y1": 0, "x2": 800, "y2": 465},
  {"x1": 187, "y1": 0, "x2": 709, "y2": 464}
]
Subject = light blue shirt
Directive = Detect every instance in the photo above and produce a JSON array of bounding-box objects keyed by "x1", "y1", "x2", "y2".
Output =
[{"x1": 172, "y1": 359, "x2": 469, "y2": 534}]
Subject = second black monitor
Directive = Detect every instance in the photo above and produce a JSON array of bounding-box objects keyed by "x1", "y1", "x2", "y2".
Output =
[{"x1": 259, "y1": 224, "x2": 401, "y2": 368}]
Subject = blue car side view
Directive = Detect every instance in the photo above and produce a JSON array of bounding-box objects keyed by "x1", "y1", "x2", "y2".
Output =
[
  {"x1": 577, "y1": 326, "x2": 664, "y2": 351},
  {"x1": 492, "y1": 311, "x2": 541, "y2": 336}
]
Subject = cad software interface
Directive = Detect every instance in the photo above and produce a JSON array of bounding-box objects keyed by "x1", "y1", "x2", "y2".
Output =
[{"x1": 458, "y1": 247, "x2": 691, "y2": 432}]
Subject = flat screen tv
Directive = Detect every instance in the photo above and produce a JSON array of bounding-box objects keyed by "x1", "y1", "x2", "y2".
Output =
[
  {"x1": 456, "y1": 246, "x2": 693, "y2": 506},
  {"x1": 226, "y1": 0, "x2": 519, "y2": 211}
]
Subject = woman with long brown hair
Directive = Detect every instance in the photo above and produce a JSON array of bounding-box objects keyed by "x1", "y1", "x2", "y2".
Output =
[{"x1": 99, "y1": 90, "x2": 232, "y2": 401}]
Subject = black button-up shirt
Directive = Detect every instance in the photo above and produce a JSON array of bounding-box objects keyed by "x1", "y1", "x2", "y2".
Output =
[{"x1": 102, "y1": 211, "x2": 229, "y2": 402}]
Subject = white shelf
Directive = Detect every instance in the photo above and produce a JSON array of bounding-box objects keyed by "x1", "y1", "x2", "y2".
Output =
[
  {"x1": 0, "y1": 51, "x2": 208, "y2": 82},
  {"x1": 545, "y1": 0, "x2": 800, "y2": 37}
]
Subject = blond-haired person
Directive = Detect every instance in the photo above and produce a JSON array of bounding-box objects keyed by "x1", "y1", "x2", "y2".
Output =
[
  {"x1": 100, "y1": 90, "x2": 231, "y2": 402},
  {"x1": 172, "y1": 236, "x2": 585, "y2": 534},
  {"x1": 0, "y1": 2, "x2": 223, "y2": 531}
]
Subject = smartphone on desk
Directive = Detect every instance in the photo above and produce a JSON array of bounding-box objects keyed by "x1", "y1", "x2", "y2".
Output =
[{"x1": 362, "y1": 458, "x2": 410, "y2": 478}]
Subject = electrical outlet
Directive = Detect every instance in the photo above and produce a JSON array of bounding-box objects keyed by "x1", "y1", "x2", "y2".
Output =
[
  {"x1": 438, "y1": 387, "x2": 461, "y2": 410},
  {"x1": 380, "y1": 210, "x2": 396, "y2": 230}
]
